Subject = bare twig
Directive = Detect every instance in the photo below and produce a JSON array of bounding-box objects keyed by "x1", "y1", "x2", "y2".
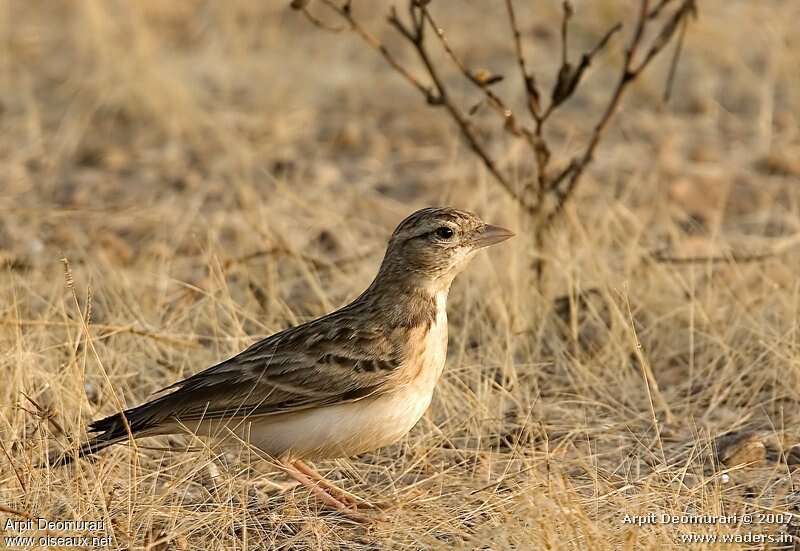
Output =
[
  {"x1": 504, "y1": 0, "x2": 541, "y2": 120},
  {"x1": 297, "y1": 5, "x2": 346, "y2": 32},
  {"x1": 296, "y1": 0, "x2": 696, "y2": 277},
  {"x1": 546, "y1": 0, "x2": 698, "y2": 224},
  {"x1": 663, "y1": 16, "x2": 689, "y2": 102},
  {"x1": 419, "y1": 8, "x2": 538, "y2": 154},
  {"x1": 386, "y1": 4, "x2": 534, "y2": 212},
  {"x1": 311, "y1": 1, "x2": 538, "y2": 212},
  {"x1": 648, "y1": 0, "x2": 676, "y2": 20},
  {"x1": 318, "y1": 0, "x2": 434, "y2": 102},
  {"x1": 559, "y1": 1, "x2": 573, "y2": 67},
  {"x1": 547, "y1": 21, "x2": 623, "y2": 113},
  {"x1": 419, "y1": 11, "x2": 508, "y2": 115},
  {"x1": 634, "y1": 0, "x2": 697, "y2": 75},
  {"x1": 543, "y1": 5, "x2": 648, "y2": 221},
  {"x1": 650, "y1": 249, "x2": 778, "y2": 265}
]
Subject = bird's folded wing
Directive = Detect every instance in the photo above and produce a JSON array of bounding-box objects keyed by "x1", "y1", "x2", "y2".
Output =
[
  {"x1": 172, "y1": 328, "x2": 404, "y2": 420},
  {"x1": 90, "y1": 321, "x2": 407, "y2": 434}
]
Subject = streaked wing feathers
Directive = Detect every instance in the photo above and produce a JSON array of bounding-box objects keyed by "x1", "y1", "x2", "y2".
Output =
[{"x1": 90, "y1": 317, "x2": 408, "y2": 434}]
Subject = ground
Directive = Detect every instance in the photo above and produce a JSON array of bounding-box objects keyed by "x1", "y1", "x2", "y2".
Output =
[{"x1": 1, "y1": 1, "x2": 800, "y2": 549}]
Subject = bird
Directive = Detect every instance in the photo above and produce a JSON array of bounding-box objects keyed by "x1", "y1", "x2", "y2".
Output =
[{"x1": 49, "y1": 206, "x2": 514, "y2": 520}]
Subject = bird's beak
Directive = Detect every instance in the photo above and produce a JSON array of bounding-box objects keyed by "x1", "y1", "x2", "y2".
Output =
[{"x1": 473, "y1": 224, "x2": 515, "y2": 248}]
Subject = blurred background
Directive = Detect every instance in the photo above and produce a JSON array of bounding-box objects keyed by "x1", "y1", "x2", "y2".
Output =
[
  {"x1": 1, "y1": 2, "x2": 799, "y2": 262},
  {"x1": 2, "y1": 1, "x2": 800, "y2": 548}
]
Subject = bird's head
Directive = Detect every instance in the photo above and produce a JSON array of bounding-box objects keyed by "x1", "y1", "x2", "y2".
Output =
[{"x1": 376, "y1": 207, "x2": 514, "y2": 293}]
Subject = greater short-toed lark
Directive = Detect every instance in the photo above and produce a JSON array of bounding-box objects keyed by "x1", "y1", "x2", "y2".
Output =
[{"x1": 53, "y1": 207, "x2": 514, "y2": 519}]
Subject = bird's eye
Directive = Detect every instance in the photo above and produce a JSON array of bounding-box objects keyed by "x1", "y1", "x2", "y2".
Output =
[{"x1": 434, "y1": 226, "x2": 455, "y2": 240}]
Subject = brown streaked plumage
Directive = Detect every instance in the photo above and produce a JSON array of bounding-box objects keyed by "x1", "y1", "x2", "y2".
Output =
[{"x1": 51, "y1": 206, "x2": 514, "y2": 520}]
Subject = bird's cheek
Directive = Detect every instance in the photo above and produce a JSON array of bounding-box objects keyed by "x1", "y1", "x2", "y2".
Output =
[{"x1": 449, "y1": 249, "x2": 475, "y2": 273}]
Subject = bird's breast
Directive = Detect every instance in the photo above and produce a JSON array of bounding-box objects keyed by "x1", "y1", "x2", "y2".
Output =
[{"x1": 417, "y1": 290, "x2": 449, "y2": 386}]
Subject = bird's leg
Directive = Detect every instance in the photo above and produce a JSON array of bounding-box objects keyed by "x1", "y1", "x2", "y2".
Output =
[
  {"x1": 291, "y1": 459, "x2": 378, "y2": 510},
  {"x1": 279, "y1": 461, "x2": 371, "y2": 523}
]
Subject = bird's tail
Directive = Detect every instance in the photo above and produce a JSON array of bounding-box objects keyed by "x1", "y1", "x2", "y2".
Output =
[
  {"x1": 42, "y1": 385, "x2": 193, "y2": 467},
  {"x1": 46, "y1": 431, "x2": 130, "y2": 467},
  {"x1": 42, "y1": 407, "x2": 156, "y2": 467}
]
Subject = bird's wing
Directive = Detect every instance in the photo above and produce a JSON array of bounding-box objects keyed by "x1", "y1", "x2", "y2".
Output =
[
  {"x1": 165, "y1": 322, "x2": 406, "y2": 419},
  {"x1": 89, "y1": 315, "x2": 410, "y2": 435}
]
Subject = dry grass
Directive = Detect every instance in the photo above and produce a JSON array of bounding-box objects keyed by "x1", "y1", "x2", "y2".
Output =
[{"x1": 2, "y1": 1, "x2": 800, "y2": 549}]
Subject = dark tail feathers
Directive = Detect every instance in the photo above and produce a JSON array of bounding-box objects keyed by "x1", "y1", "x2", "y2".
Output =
[
  {"x1": 44, "y1": 388, "x2": 191, "y2": 467},
  {"x1": 44, "y1": 410, "x2": 145, "y2": 467}
]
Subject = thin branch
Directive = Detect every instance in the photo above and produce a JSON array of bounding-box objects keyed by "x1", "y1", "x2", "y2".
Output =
[
  {"x1": 546, "y1": 0, "x2": 695, "y2": 225},
  {"x1": 420, "y1": 8, "x2": 537, "y2": 150},
  {"x1": 387, "y1": 4, "x2": 535, "y2": 213},
  {"x1": 294, "y1": 3, "x2": 346, "y2": 32},
  {"x1": 627, "y1": 0, "x2": 652, "y2": 76},
  {"x1": 648, "y1": 0, "x2": 675, "y2": 20},
  {"x1": 588, "y1": 23, "x2": 625, "y2": 60},
  {"x1": 303, "y1": 11, "x2": 345, "y2": 32},
  {"x1": 547, "y1": 21, "x2": 623, "y2": 114},
  {"x1": 559, "y1": 1, "x2": 573, "y2": 67},
  {"x1": 549, "y1": 160, "x2": 579, "y2": 193},
  {"x1": 504, "y1": 0, "x2": 541, "y2": 120},
  {"x1": 663, "y1": 15, "x2": 688, "y2": 102},
  {"x1": 633, "y1": 0, "x2": 697, "y2": 75},
  {"x1": 420, "y1": 11, "x2": 506, "y2": 107},
  {"x1": 545, "y1": 0, "x2": 651, "y2": 223},
  {"x1": 650, "y1": 249, "x2": 777, "y2": 265},
  {"x1": 425, "y1": 3, "x2": 552, "y2": 199},
  {"x1": 633, "y1": 0, "x2": 696, "y2": 74},
  {"x1": 296, "y1": 0, "x2": 696, "y2": 277},
  {"x1": 312, "y1": 1, "x2": 539, "y2": 212},
  {"x1": 318, "y1": 0, "x2": 435, "y2": 102}
]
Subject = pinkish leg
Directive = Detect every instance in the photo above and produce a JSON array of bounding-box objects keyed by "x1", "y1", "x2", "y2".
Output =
[{"x1": 280, "y1": 460, "x2": 373, "y2": 523}]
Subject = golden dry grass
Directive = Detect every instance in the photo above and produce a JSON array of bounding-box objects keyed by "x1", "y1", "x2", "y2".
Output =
[{"x1": 2, "y1": 1, "x2": 800, "y2": 549}]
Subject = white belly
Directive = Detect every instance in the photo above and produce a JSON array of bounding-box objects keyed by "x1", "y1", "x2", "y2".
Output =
[{"x1": 244, "y1": 381, "x2": 435, "y2": 459}]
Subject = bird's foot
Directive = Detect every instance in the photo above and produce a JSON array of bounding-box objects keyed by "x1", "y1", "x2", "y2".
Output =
[{"x1": 282, "y1": 460, "x2": 386, "y2": 522}]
